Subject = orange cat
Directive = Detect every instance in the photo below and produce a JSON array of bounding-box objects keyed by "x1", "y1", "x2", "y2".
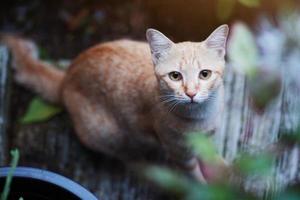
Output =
[{"x1": 3, "y1": 25, "x2": 229, "y2": 182}]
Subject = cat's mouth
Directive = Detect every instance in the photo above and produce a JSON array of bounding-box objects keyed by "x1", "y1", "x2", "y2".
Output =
[
  {"x1": 186, "y1": 98, "x2": 204, "y2": 105},
  {"x1": 188, "y1": 101, "x2": 198, "y2": 105},
  {"x1": 190, "y1": 99, "x2": 199, "y2": 104},
  {"x1": 177, "y1": 101, "x2": 202, "y2": 111},
  {"x1": 180, "y1": 99, "x2": 201, "y2": 105}
]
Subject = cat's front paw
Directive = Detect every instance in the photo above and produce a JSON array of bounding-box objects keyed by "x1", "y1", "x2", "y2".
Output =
[
  {"x1": 186, "y1": 156, "x2": 229, "y2": 184},
  {"x1": 190, "y1": 160, "x2": 207, "y2": 184},
  {"x1": 196, "y1": 156, "x2": 229, "y2": 183}
]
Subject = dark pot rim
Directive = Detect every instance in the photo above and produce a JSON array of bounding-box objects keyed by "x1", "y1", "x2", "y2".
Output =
[{"x1": 0, "y1": 167, "x2": 98, "y2": 200}]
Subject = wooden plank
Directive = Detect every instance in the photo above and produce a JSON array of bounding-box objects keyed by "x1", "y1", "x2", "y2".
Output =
[
  {"x1": 215, "y1": 66, "x2": 300, "y2": 193},
  {"x1": 0, "y1": 46, "x2": 9, "y2": 165}
]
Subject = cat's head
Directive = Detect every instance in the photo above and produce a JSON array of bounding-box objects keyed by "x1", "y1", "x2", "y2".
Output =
[{"x1": 146, "y1": 25, "x2": 229, "y2": 105}]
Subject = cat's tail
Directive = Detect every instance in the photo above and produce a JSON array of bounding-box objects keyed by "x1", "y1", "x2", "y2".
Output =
[{"x1": 1, "y1": 34, "x2": 65, "y2": 104}]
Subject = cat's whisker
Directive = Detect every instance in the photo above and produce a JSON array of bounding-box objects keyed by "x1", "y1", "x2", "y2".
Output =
[
  {"x1": 158, "y1": 94, "x2": 176, "y2": 99},
  {"x1": 171, "y1": 102, "x2": 180, "y2": 113},
  {"x1": 159, "y1": 97, "x2": 177, "y2": 102},
  {"x1": 158, "y1": 95, "x2": 181, "y2": 102},
  {"x1": 160, "y1": 100, "x2": 176, "y2": 107},
  {"x1": 159, "y1": 96, "x2": 175, "y2": 100},
  {"x1": 160, "y1": 97, "x2": 177, "y2": 103},
  {"x1": 159, "y1": 94, "x2": 176, "y2": 97},
  {"x1": 167, "y1": 101, "x2": 178, "y2": 113},
  {"x1": 166, "y1": 99, "x2": 185, "y2": 113},
  {"x1": 157, "y1": 94, "x2": 186, "y2": 107},
  {"x1": 157, "y1": 98, "x2": 178, "y2": 108}
]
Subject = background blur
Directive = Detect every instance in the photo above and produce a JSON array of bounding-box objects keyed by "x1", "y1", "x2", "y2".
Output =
[
  {"x1": 1, "y1": 0, "x2": 298, "y2": 58},
  {"x1": 1, "y1": 0, "x2": 300, "y2": 199}
]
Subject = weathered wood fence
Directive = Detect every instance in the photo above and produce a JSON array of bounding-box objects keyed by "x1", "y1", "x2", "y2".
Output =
[{"x1": 215, "y1": 66, "x2": 300, "y2": 193}]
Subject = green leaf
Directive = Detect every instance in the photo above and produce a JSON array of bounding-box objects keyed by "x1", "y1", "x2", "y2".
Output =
[
  {"x1": 248, "y1": 69, "x2": 282, "y2": 111},
  {"x1": 145, "y1": 166, "x2": 255, "y2": 200},
  {"x1": 20, "y1": 97, "x2": 62, "y2": 124},
  {"x1": 234, "y1": 153, "x2": 274, "y2": 176},
  {"x1": 38, "y1": 47, "x2": 50, "y2": 60},
  {"x1": 144, "y1": 166, "x2": 191, "y2": 194},
  {"x1": 1, "y1": 149, "x2": 20, "y2": 200},
  {"x1": 238, "y1": 0, "x2": 261, "y2": 7},
  {"x1": 186, "y1": 184, "x2": 240, "y2": 200},
  {"x1": 228, "y1": 22, "x2": 259, "y2": 76},
  {"x1": 186, "y1": 133, "x2": 219, "y2": 163},
  {"x1": 280, "y1": 125, "x2": 300, "y2": 146},
  {"x1": 216, "y1": 0, "x2": 236, "y2": 21},
  {"x1": 275, "y1": 184, "x2": 300, "y2": 200}
]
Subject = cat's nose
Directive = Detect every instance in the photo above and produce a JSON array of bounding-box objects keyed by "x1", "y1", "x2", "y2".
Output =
[{"x1": 186, "y1": 92, "x2": 196, "y2": 100}]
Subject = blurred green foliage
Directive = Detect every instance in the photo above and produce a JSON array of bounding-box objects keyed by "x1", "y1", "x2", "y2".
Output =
[
  {"x1": 217, "y1": 0, "x2": 236, "y2": 21},
  {"x1": 217, "y1": 0, "x2": 261, "y2": 20},
  {"x1": 145, "y1": 166, "x2": 191, "y2": 195},
  {"x1": 186, "y1": 133, "x2": 219, "y2": 164},
  {"x1": 145, "y1": 133, "x2": 259, "y2": 200},
  {"x1": 145, "y1": 165, "x2": 252, "y2": 200},
  {"x1": 146, "y1": 97, "x2": 299, "y2": 198},
  {"x1": 145, "y1": 131, "x2": 300, "y2": 200},
  {"x1": 228, "y1": 23, "x2": 259, "y2": 77},
  {"x1": 234, "y1": 153, "x2": 274, "y2": 176},
  {"x1": 228, "y1": 22, "x2": 282, "y2": 111},
  {"x1": 238, "y1": 0, "x2": 260, "y2": 7},
  {"x1": 280, "y1": 126, "x2": 300, "y2": 146},
  {"x1": 275, "y1": 185, "x2": 300, "y2": 200}
]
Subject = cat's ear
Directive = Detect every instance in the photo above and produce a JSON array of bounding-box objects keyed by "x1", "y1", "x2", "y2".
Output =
[
  {"x1": 146, "y1": 29, "x2": 174, "y2": 64},
  {"x1": 204, "y1": 24, "x2": 229, "y2": 58}
]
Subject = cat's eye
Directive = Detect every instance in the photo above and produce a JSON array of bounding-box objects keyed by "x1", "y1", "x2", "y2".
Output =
[
  {"x1": 199, "y1": 70, "x2": 212, "y2": 80},
  {"x1": 168, "y1": 71, "x2": 182, "y2": 81}
]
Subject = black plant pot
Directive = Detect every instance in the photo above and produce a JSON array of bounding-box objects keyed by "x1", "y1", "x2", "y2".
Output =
[{"x1": 0, "y1": 167, "x2": 98, "y2": 200}]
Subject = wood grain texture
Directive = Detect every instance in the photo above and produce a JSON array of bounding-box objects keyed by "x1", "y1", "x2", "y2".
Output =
[{"x1": 215, "y1": 66, "x2": 300, "y2": 193}]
